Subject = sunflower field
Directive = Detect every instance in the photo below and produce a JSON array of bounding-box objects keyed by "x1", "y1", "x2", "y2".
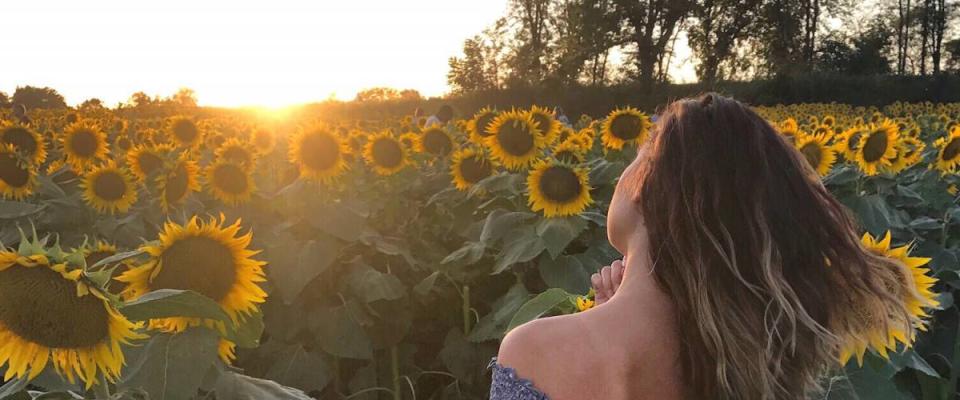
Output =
[{"x1": 0, "y1": 100, "x2": 956, "y2": 400}]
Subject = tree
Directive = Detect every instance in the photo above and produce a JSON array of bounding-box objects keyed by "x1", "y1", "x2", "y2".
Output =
[
  {"x1": 127, "y1": 92, "x2": 156, "y2": 108},
  {"x1": 551, "y1": 0, "x2": 621, "y2": 85},
  {"x1": 79, "y1": 98, "x2": 105, "y2": 111},
  {"x1": 688, "y1": 0, "x2": 763, "y2": 84},
  {"x1": 11, "y1": 86, "x2": 67, "y2": 110},
  {"x1": 354, "y1": 87, "x2": 421, "y2": 102},
  {"x1": 171, "y1": 87, "x2": 198, "y2": 108},
  {"x1": 613, "y1": 0, "x2": 694, "y2": 91},
  {"x1": 508, "y1": 0, "x2": 555, "y2": 86},
  {"x1": 0, "y1": 92, "x2": 9, "y2": 108},
  {"x1": 448, "y1": 36, "x2": 496, "y2": 94},
  {"x1": 946, "y1": 38, "x2": 960, "y2": 72}
]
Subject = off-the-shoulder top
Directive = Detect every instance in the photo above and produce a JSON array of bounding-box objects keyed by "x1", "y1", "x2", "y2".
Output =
[{"x1": 488, "y1": 357, "x2": 549, "y2": 399}]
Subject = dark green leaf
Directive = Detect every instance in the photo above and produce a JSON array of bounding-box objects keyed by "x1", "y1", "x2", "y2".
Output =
[
  {"x1": 536, "y1": 216, "x2": 588, "y2": 258},
  {"x1": 468, "y1": 283, "x2": 530, "y2": 342},
  {"x1": 492, "y1": 226, "x2": 546, "y2": 274},
  {"x1": 538, "y1": 253, "x2": 592, "y2": 294},
  {"x1": 0, "y1": 377, "x2": 28, "y2": 399},
  {"x1": 413, "y1": 271, "x2": 441, "y2": 298},
  {"x1": 214, "y1": 370, "x2": 313, "y2": 400},
  {"x1": 346, "y1": 263, "x2": 406, "y2": 303},
  {"x1": 0, "y1": 201, "x2": 44, "y2": 219},
  {"x1": 264, "y1": 346, "x2": 331, "y2": 394},
  {"x1": 506, "y1": 288, "x2": 573, "y2": 333},
  {"x1": 579, "y1": 211, "x2": 607, "y2": 226},
  {"x1": 909, "y1": 216, "x2": 941, "y2": 231},
  {"x1": 267, "y1": 237, "x2": 339, "y2": 304},
  {"x1": 226, "y1": 311, "x2": 264, "y2": 349},
  {"x1": 311, "y1": 306, "x2": 373, "y2": 360},
  {"x1": 480, "y1": 210, "x2": 536, "y2": 244},
  {"x1": 441, "y1": 241, "x2": 485, "y2": 265},
  {"x1": 120, "y1": 289, "x2": 230, "y2": 323},
  {"x1": 119, "y1": 328, "x2": 220, "y2": 400}
]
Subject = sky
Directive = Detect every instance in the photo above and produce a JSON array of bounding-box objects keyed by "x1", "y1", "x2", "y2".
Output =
[{"x1": 2, "y1": 0, "x2": 509, "y2": 107}]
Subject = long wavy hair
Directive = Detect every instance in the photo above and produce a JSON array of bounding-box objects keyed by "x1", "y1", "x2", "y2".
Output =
[{"x1": 629, "y1": 94, "x2": 915, "y2": 399}]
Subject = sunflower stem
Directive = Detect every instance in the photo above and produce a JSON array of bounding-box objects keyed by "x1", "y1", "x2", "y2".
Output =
[
  {"x1": 93, "y1": 382, "x2": 111, "y2": 399},
  {"x1": 462, "y1": 285, "x2": 472, "y2": 335},
  {"x1": 390, "y1": 345, "x2": 401, "y2": 400}
]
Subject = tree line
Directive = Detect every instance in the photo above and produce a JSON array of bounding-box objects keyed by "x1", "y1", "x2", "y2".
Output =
[{"x1": 447, "y1": 0, "x2": 960, "y2": 94}]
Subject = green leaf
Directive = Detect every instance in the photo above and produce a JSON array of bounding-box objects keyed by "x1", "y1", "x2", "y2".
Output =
[
  {"x1": 88, "y1": 249, "x2": 144, "y2": 269},
  {"x1": 579, "y1": 211, "x2": 607, "y2": 226},
  {"x1": 823, "y1": 165, "x2": 860, "y2": 186},
  {"x1": 825, "y1": 363, "x2": 912, "y2": 400},
  {"x1": 0, "y1": 377, "x2": 28, "y2": 399},
  {"x1": 909, "y1": 216, "x2": 941, "y2": 231},
  {"x1": 441, "y1": 241, "x2": 485, "y2": 265},
  {"x1": 119, "y1": 328, "x2": 220, "y2": 400},
  {"x1": 468, "y1": 283, "x2": 530, "y2": 342},
  {"x1": 480, "y1": 210, "x2": 536, "y2": 244},
  {"x1": 589, "y1": 160, "x2": 624, "y2": 185},
  {"x1": 120, "y1": 289, "x2": 230, "y2": 323},
  {"x1": 266, "y1": 237, "x2": 339, "y2": 304},
  {"x1": 0, "y1": 201, "x2": 44, "y2": 219},
  {"x1": 492, "y1": 226, "x2": 546, "y2": 274},
  {"x1": 305, "y1": 205, "x2": 372, "y2": 242},
  {"x1": 310, "y1": 305, "x2": 373, "y2": 360},
  {"x1": 439, "y1": 329, "x2": 484, "y2": 384},
  {"x1": 506, "y1": 288, "x2": 573, "y2": 333},
  {"x1": 214, "y1": 370, "x2": 313, "y2": 400},
  {"x1": 264, "y1": 346, "x2": 331, "y2": 395},
  {"x1": 889, "y1": 350, "x2": 940, "y2": 378},
  {"x1": 225, "y1": 311, "x2": 264, "y2": 349},
  {"x1": 413, "y1": 271, "x2": 441, "y2": 298},
  {"x1": 28, "y1": 392, "x2": 82, "y2": 400},
  {"x1": 538, "y1": 253, "x2": 592, "y2": 294},
  {"x1": 536, "y1": 216, "x2": 588, "y2": 258},
  {"x1": 346, "y1": 263, "x2": 406, "y2": 303}
]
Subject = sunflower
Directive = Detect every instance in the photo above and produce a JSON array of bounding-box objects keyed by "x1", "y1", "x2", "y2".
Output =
[
  {"x1": 450, "y1": 148, "x2": 493, "y2": 191},
  {"x1": 115, "y1": 215, "x2": 267, "y2": 363},
  {"x1": 779, "y1": 118, "x2": 800, "y2": 138},
  {"x1": 82, "y1": 240, "x2": 118, "y2": 269},
  {"x1": 419, "y1": 126, "x2": 454, "y2": 157},
  {"x1": 168, "y1": 117, "x2": 202, "y2": 148},
  {"x1": 363, "y1": 132, "x2": 407, "y2": 175},
  {"x1": 215, "y1": 138, "x2": 257, "y2": 170},
  {"x1": 795, "y1": 133, "x2": 837, "y2": 176},
  {"x1": 62, "y1": 123, "x2": 109, "y2": 171},
  {"x1": 888, "y1": 137, "x2": 926, "y2": 174},
  {"x1": 468, "y1": 108, "x2": 498, "y2": 145},
  {"x1": 0, "y1": 251, "x2": 142, "y2": 387},
  {"x1": 527, "y1": 106, "x2": 561, "y2": 144},
  {"x1": 552, "y1": 140, "x2": 587, "y2": 164},
  {"x1": 157, "y1": 156, "x2": 201, "y2": 212},
  {"x1": 576, "y1": 295, "x2": 595, "y2": 312},
  {"x1": 0, "y1": 123, "x2": 46, "y2": 165},
  {"x1": 288, "y1": 127, "x2": 348, "y2": 183},
  {"x1": 399, "y1": 132, "x2": 419, "y2": 150},
  {"x1": 933, "y1": 126, "x2": 960, "y2": 174},
  {"x1": 601, "y1": 107, "x2": 651, "y2": 150},
  {"x1": 252, "y1": 128, "x2": 275, "y2": 154},
  {"x1": 839, "y1": 232, "x2": 939, "y2": 365},
  {"x1": 205, "y1": 161, "x2": 255, "y2": 206},
  {"x1": 126, "y1": 144, "x2": 168, "y2": 182},
  {"x1": 0, "y1": 145, "x2": 36, "y2": 200},
  {"x1": 527, "y1": 159, "x2": 593, "y2": 217},
  {"x1": 485, "y1": 110, "x2": 544, "y2": 171},
  {"x1": 835, "y1": 125, "x2": 866, "y2": 161},
  {"x1": 81, "y1": 163, "x2": 138, "y2": 214},
  {"x1": 822, "y1": 115, "x2": 836, "y2": 127},
  {"x1": 855, "y1": 120, "x2": 900, "y2": 176}
]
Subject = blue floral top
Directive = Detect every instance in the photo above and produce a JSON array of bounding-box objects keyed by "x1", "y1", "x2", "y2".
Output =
[{"x1": 488, "y1": 357, "x2": 549, "y2": 399}]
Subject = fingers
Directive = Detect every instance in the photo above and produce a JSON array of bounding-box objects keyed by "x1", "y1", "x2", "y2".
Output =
[
  {"x1": 590, "y1": 259, "x2": 625, "y2": 307},
  {"x1": 591, "y1": 271, "x2": 608, "y2": 305},
  {"x1": 600, "y1": 265, "x2": 613, "y2": 298},
  {"x1": 611, "y1": 259, "x2": 624, "y2": 287}
]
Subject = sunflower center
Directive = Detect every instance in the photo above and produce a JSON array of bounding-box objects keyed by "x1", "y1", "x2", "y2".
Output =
[
  {"x1": 137, "y1": 152, "x2": 164, "y2": 176},
  {"x1": 70, "y1": 130, "x2": 99, "y2": 158},
  {"x1": 93, "y1": 171, "x2": 128, "y2": 201},
  {"x1": 172, "y1": 121, "x2": 199, "y2": 144},
  {"x1": 2, "y1": 127, "x2": 38, "y2": 157},
  {"x1": 152, "y1": 236, "x2": 237, "y2": 302},
  {"x1": 459, "y1": 156, "x2": 492, "y2": 183},
  {"x1": 213, "y1": 164, "x2": 249, "y2": 194},
  {"x1": 861, "y1": 130, "x2": 889, "y2": 162},
  {"x1": 497, "y1": 121, "x2": 535, "y2": 156},
  {"x1": 164, "y1": 164, "x2": 190, "y2": 205},
  {"x1": 531, "y1": 114, "x2": 553, "y2": 137},
  {"x1": 423, "y1": 131, "x2": 452, "y2": 156},
  {"x1": 0, "y1": 265, "x2": 109, "y2": 348},
  {"x1": 943, "y1": 138, "x2": 960, "y2": 161},
  {"x1": 610, "y1": 114, "x2": 642, "y2": 140},
  {"x1": 372, "y1": 139, "x2": 403, "y2": 168},
  {"x1": 539, "y1": 166, "x2": 582, "y2": 203},
  {"x1": 846, "y1": 131, "x2": 862, "y2": 151},
  {"x1": 800, "y1": 142, "x2": 823, "y2": 170},
  {"x1": 476, "y1": 114, "x2": 496, "y2": 137},
  {"x1": 0, "y1": 153, "x2": 30, "y2": 187},
  {"x1": 300, "y1": 133, "x2": 340, "y2": 171}
]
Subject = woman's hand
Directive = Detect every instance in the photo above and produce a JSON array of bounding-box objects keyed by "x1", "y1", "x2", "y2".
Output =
[{"x1": 591, "y1": 259, "x2": 625, "y2": 306}]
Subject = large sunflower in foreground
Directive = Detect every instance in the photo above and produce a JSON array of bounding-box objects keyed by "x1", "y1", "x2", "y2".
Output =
[
  {"x1": 527, "y1": 159, "x2": 592, "y2": 217},
  {"x1": 364, "y1": 132, "x2": 407, "y2": 175},
  {"x1": 528, "y1": 106, "x2": 561, "y2": 144},
  {"x1": 933, "y1": 126, "x2": 960, "y2": 174},
  {"x1": 157, "y1": 156, "x2": 201, "y2": 212},
  {"x1": 115, "y1": 216, "x2": 267, "y2": 363},
  {"x1": 450, "y1": 148, "x2": 493, "y2": 191},
  {"x1": 215, "y1": 138, "x2": 257, "y2": 170},
  {"x1": 855, "y1": 120, "x2": 900, "y2": 176},
  {"x1": 288, "y1": 127, "x2": 348, "y2": 183},
  {"x1": 468, "y1": 108, "x2": 498, "y2": 145},
  {"x1": 205, "y1": 160, "x2": 255, "y2": 206},
  {"x1": 419, "y1": 126, "x2": 454, "y2": 158},
  {"x1": 126, "y1": 144, "x2": 169, "y2": 182},
  {"x1": 838, "y1": 232, "x2": 939, "y2": 366},
  {"x1": 602, "y1": 107, "x2": 651, "y2": 150},
  {"x1": 0, "y1": 145, "x2": 36, "y2": 200},
  {"x1": 795, "y1": 133, "x2": 837, "y2": 176},
  {"x1": 485, "y1": 110, "x2": 544, "y2": 171},
  {"x1": 168, "y1": 117, "x2": 202, "y2": 148},
  {"x1": 0, "y1": 123, "x2": 46, "y2": 165},
  {"x1": 62, "y1": 123, "x2": 109, "y2": 171},
  {"x1": 0, "y1": 251, "x2": 142, "y2": 387},
  {"x1": 81, "y1": 163, "x2": 138, "y2": 214}
]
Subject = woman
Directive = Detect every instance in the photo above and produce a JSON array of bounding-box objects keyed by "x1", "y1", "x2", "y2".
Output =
[{"x1": 490, "y1": 94, "x2": 920, "y2": 399}]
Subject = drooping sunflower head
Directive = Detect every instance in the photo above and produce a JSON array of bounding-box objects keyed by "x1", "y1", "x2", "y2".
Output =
[
  {"x1": 527, "y1": 106, "x2": 561, "y2": 144},
  {"x1": 215, "y1": 138, "x2": 258, "y2": 170},
  {"x1": 81, "y1": 163, "x2": 138, "y2": 214},
  {"x1": 484, "y1": 110, "x2": 544, "y2": 171},
  {"x1": 468, "y1": 107, "x2": 498, "y2": 145},
  {"x1": 363, "y1": 132, "x2": 407, "y2": 176},
  {"x1": 0, "y1": 123, "x2": 46, "y2": 165},
  {"x1": 157, "y1": 155, "x2": 201, "y2": 212},
  {"x1": 450, "y1": 148, "x2": 494, "y2": 191},
  {"x1": 602, "y1": 107, "x2": 651, "y2": 150},
  {"x1": 126, "y1": 144, "x2": 169, "y2": 182},
  {"x1": 794, "y1": 132, "x2": 837, "y2": 177},
  {"x1": 80, "y1": 240, "x2": 119, "y2": 269},
  {"x1": 168, "y1": 117, "x2": 202, "y2": 148},
  {"x1": 288, "y1": 126, "x2": 348, "y2": 183},
  {"x1": 526, "y1": 159, "x2": 593, "y2": 217},
  {"x1": 552, "y1": 140, "x2": 587, "y2": 164},
  {"x1": 62, "y1": 123, "x2": 109, "y2": 171},
  {"x1": 116, "y1": 215, "x2": 268, "y2": 325},
  {"x1": 779, "y1": 118, "x2": 799, "y2": 137},
  {"x1": 855, "y1": 120, "x2": 900, "y2": 176},
  {"x1": 252, "y1": 128, "x2": 275, "y2": 154},
  {"x1": 205, "y1": 160, "x2": 256, "y2": 206},
  {"x1": 933, "y1": 126, "x2": 960, "y2": 175},
  {"x1": 418, "y1": 126, "x2": 454, "y2": 158},
  {"x1": 0, "y1": 250, "x2": 143, "y2": 387},
  {"x1": 0, "y1": 144, "x2": 36, "y2": 200},
  {"x1": 888, "y1": 136, "x2": 926, "y2": 174}
]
